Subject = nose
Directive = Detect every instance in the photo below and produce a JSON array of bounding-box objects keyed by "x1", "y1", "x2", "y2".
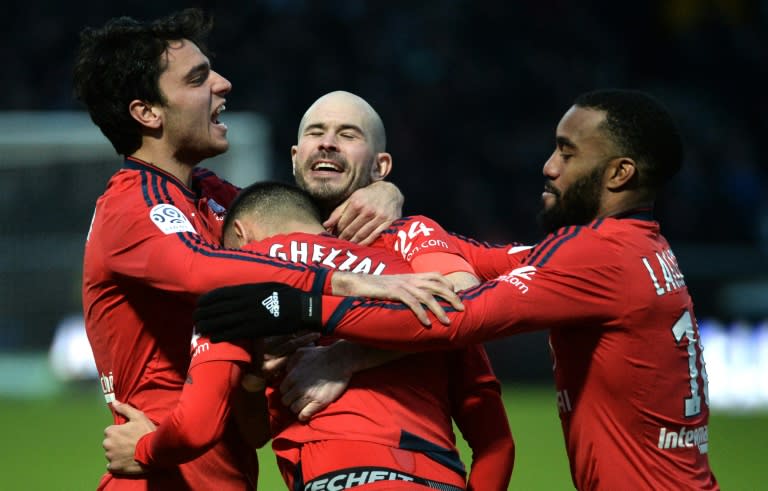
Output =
[
  {"x1": 211, "y1": 70, "x2": 232, "y2": 95},
  {"x1": 318, "y1": 132, "x2": 338, "y2": 152},
  {"x1": 543, "y1": 150, "x2": 559, "y2": 178}
]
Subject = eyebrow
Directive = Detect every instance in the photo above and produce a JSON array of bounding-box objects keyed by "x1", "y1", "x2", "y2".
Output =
[{"x1": 556, "y1": 136, "x2": 577, "y2": 150}]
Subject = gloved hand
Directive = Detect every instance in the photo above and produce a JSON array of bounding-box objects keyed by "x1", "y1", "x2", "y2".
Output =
[{"x1": 194, "y1": 283, "x2": 322, "y2": 342}]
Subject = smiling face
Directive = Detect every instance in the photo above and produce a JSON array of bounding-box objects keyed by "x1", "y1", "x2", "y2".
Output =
[
  {"x1": 155, "y1": 39, "x2": 232, "y2": 165},
  {"x1": 537, "y1": 106, "x2": 617, "y2": 233},
  {"x1": 291, "y1": 91, "x2": 391, "y2": 211}
]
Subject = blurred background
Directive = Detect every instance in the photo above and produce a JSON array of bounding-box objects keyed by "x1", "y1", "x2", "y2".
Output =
[{"x1": 0, "y1": 0, "x2": 766, "y2": 489}]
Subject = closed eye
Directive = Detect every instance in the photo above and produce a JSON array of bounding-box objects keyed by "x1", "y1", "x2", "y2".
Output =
[{"x1": 186, "y1": 63, "x2": 211, "y2": 86}]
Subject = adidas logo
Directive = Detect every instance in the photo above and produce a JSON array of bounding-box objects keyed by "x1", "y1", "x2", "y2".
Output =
[{"x1": 262, "y1": 291, "x2": 280, "y2": 317}]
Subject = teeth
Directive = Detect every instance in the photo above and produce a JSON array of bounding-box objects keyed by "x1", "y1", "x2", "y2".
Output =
[
  {"x1": 314, "y1": 162, "x2": 340, "y2": 171},
  {"x1": 214, "y1": 105, "x2": 225, "y2": 116}
]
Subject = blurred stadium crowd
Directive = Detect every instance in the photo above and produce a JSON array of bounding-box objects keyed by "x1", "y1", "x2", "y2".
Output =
[{"x1": 1, "y1": 1, "x2": 766, "y2": 358}]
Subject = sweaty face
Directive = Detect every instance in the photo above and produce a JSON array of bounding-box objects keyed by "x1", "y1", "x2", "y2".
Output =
[
  {"x1": 538, "y1": 106, "x2": 614, "y2": 234},
  {"x1": 292, "y1": 96, "x2": 380, "y2": 210},
  {"x1": 156, "y1": 40, "x2": 232, "y2": 164}
]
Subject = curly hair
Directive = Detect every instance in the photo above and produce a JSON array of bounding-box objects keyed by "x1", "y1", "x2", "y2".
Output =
[
  {"x1": 73, "y1": 8, "x2": 213, "y2": 155},
  {"x1": 574, "y1": 89, "x2": 684, "y2": 190}
]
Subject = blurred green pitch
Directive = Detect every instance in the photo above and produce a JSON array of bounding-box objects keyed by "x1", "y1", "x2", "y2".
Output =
[{"x1": 0, "y1": 384, "x2": 763, "y2": 490}]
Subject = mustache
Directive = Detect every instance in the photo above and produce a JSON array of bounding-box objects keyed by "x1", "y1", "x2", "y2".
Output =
[
  {"x1": 307, "y1": 151, "x2": 347, "y2": 168},
  {"x1": 544, "y1": 182, "x2": 561, "y2": 197}
]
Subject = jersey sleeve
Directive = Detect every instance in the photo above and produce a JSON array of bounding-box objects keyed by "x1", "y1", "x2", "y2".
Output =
[
  {"x1": 450, "y1": 232, "x2": 532, "y2": 281},
  {"x1": 450, "y1": 345, "x2": 514, "y2": 491},
  {"x1": 133, "y1": 334, "x2": 255, "y2": 467},
  {"x1": 378, "y1": 215, "x2": 475, "y2": 275},
  {"x1": 322, "y1": 225, "x2": 626, "y2": 349},
  {"x1": 189, "y1": 334, "x2": 252, "y2": 368},
  {"x1": 134, "y1": 359, "x2": 244, "y2": 467},
  {"x1": 96, "y1": 190, "x2": 332, "y2": 299}
]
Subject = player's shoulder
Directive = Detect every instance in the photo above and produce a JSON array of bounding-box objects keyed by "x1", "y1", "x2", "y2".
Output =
[
  {"x1": 192, "y1": 167, "x2": 239, "y2": 204},
  {"x1": 384, "y1": 215, "x2": 441, "y2": 232},
  {"x1": 192, "y1": 166, "x2": 226, "y2": 186},
  {"x1": 104, "y1": 159, "x2": 198, "y2": 205},
  {"x1": 523, "y1": 222, "x2": 622, "y2": 268}
]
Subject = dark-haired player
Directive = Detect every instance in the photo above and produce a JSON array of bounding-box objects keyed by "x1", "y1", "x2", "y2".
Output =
[
  {"x1": 75, "y1": 9, "x2": 458, "y2": 490},
  {"x1": 198, "y1": 90, "x2": 719, "y2": 490}
]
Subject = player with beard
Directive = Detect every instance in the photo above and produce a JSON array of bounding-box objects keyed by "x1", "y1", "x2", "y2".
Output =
[
  {"x1": 197, "y1": 89, "x2": 719, "y2": 490},
  {"x1": 292, "y1": 90, "x2": 396, "y2": 244},
  {"x1": 268, "y1": 91, "x2": 529, "y2": 424},
  {"x1": 76, "y1": 11, "x2": 461, "y2": 490},
  {"x1": 101, "y1": 182, "x2": 514, "y2": 491}
]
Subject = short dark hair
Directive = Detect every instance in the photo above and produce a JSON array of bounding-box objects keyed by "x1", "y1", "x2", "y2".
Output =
[
  {"x1": 574, "y1": 89, "x2": 684, "y2": 189},
  {"x1": 223, "y1": 181, "x2": 323, "y2": 238},
  {"x1": 73, "y1": 9, "x2": 213, "y2": 155}
]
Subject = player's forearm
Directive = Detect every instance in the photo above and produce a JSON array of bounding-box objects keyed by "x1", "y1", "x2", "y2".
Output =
[
  {"x1": 106, "y1": 232, "x2": 333, "y2": 297},
  {"x1": 134, "y1": 362, "x2": 238, "y2": 467},
  {"x1": 455, "y1": 388, "x2": 515, "y2": 491},
  {"x1": 231, "y1": 385, "x2": 271, "y2": 449},
  {"x1": 324, "y1": 267, "x2": 619, "y2": 348},
  {"x1": 329, "y1": 340, "x2": 405, "y2": 374},
  {"x1": 466, "y1": 441, "x2": 515, "y2": 491},
  {"x1": 321, "y1": 281, "x2": 530, "y2": 349},
  {"x1": 455, "y1": 237, "x2": 531, "y2": 282}
]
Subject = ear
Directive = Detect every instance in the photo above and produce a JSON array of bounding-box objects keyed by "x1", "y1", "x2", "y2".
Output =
[
  {"x1": 232, "y1": 218, "x2": 250, "y2": 247},
  {"x1": 290, "y1": 145, "x2": 299, "y2": 176},
  {"x1": 128, "y1": 99, "x2": 162, "y2": 129},
  {"x1": 370, "y1": 152, "x2": 393, "y2": 181},
  {"x1": 605, "y1": 157, "x2": 637, "y2": 191}
]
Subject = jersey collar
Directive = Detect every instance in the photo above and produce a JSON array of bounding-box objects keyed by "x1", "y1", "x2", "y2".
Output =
[
  {"x1": 609, "y1": 207, "x2": 655, "y2": 221},
  {"x1": 123, "y1": 156, "x2": 197, "y2": 200}
]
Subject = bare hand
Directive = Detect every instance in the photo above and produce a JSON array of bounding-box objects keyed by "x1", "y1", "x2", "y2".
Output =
[
  {"x1": 262, "y1": 331, "x2": 321, "y2": 379},
  {"x1": 324, "y1": 181, "x2": 403, "y2": 245},
  {"x1": 332, "y1": 272, "x2": 463, "y2": 326},
  {"x1": 103, "y1": 401, "x2": 156, "y2": 474},
  {"x1": 279, "y1": 344, "x2": 351, "y2": 422}
]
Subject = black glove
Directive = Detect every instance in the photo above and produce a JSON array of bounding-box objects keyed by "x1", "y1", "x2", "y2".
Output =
[{"x1": 194, "y1": 282, "x2": 322, "y2": 342}]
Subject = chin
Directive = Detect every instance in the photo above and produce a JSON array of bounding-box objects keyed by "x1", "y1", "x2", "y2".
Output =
[{"x1": 205, "y1": 142, "x2": 229, "y2": 160}]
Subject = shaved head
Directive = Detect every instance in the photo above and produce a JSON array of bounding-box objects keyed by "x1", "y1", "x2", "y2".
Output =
[
  {"x1": 298, "y1": 91, "x2": 386, "y2": 152},
  {"x1": 291, "y1": 90, "x2": 393, "y2": 214}
]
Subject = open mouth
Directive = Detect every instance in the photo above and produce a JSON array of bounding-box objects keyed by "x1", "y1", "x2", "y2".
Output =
[
  {"x1": 212, "y1": 104, "x2": 226, "y2": 124},
  {"x1": 311, "y1": 161, "x2": 343, "y2": 172}
]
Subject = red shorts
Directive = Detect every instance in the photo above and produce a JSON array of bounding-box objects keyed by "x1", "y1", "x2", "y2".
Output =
[{"x1": 277, "y1": 440, "x2": 466, "y2": 490}]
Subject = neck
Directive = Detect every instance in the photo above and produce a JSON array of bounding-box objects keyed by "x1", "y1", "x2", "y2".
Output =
[
  {"x1": 131, "y1": 148, "x2": 197, "y2": 188},
  {"x1": 598, "y1": 199, "x2": 654, "y2": 219},
  {"x1": 268, "y1": 219, "x2": 327, "y2": 237},
  {"x1": 598, "y1": 188, "x2": 655, "y2": 219}
]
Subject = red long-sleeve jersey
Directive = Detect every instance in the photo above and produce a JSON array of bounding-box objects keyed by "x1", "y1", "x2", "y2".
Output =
[
  {"x1": 109, "y1": 217, "x2": 514, "y2": 490},
  {"x1": 447, "y1": 231, "x2": 531, "y2": 281},
  {"x1": 84, "y1": 157, "x2": 331, "y2": 490},
  {"x1": 133, "y1": 336, "x2": 255, "y2": 472},
  {"x1": 253, "y1": 215, "x2": 513, "y2": 490},
  {"x1": 321, "y1": 213, "x2": 718, "y2": 491}
]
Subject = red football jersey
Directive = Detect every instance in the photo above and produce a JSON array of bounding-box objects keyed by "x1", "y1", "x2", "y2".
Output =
[
  {"x1": 132, "y1": 335, "x2": 258, "y2": 489},
  {"x1": 84, "y1": 157, "x2": 331, "y2": 490},
  {"x1": 447, "y1": 231, "x2": 531, "y2": 281},
  {"x1": 248, "y1": 218, "x2": 511, "y2": 490},
  {"x1": 322, "y1": 213, "x2": 718, "y2": 490}
]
